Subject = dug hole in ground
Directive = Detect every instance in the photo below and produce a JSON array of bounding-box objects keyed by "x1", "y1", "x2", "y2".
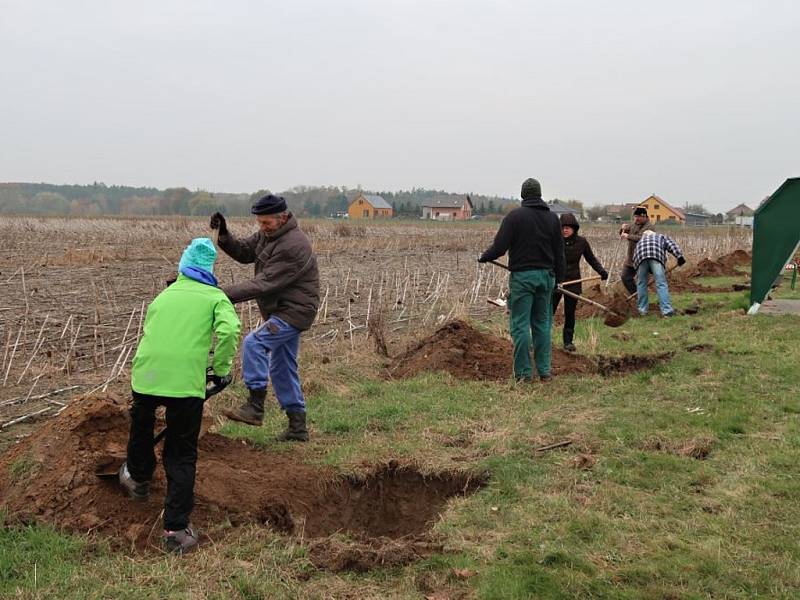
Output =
[{"x1": 0, "y1": 393, "x2": 487, "y2": 571}]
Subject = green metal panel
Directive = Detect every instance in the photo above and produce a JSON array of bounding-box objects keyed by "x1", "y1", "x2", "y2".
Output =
[{"x1": 750, "y1": 178, "x2": 800, "y2": 308}]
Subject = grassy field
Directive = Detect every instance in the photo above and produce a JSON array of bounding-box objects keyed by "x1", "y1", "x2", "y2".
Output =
[{"x1": 3, "y1": 266, "x2": 800, "y2": 599}]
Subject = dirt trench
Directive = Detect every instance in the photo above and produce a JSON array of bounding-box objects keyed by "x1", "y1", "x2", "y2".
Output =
[
  {"x1": 389, "y1": 320, "x2": 675, "y2": 381},
  {"x1": 0, "y1": 395, "x2": 486, "y2": 570}
]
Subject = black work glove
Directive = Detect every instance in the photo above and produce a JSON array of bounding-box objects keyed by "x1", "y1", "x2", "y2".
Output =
[
  {"x1": 206, "y1": 372, "x2": 232, "y2": 398},
  {"x1": 477, "y1": 254, "x2": 488, "y2": 263},
  {"x1": 600, "y1": 271, "x2": 609, "y2": 281},
  {"x1": 677, "y1": 256, "x2": 686, "y2": 266},
  {"x1": 209, "y1": 212, "x2": 228, "y2": 235}
]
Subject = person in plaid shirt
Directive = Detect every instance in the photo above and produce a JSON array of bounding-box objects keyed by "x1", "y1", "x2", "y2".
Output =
[{"x1": 632, "y1": 230, "x2": 686, "y2": 316}]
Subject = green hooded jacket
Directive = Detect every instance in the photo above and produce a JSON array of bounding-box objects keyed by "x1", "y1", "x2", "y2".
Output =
[{"x1": 131, "y1": 274, "x2": 241, "y2": 398}]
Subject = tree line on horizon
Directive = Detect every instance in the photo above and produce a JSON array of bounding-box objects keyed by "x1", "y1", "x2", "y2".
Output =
[
  {"x1": 0, "y1": 181, "x2": 722, "y2": 221},
  {"x1": 0, "y1": 182, "x2": 520, "y2": 218}
]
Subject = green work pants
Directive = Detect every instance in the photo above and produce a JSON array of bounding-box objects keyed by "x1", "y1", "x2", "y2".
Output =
[{"x1": 508, "y1": 269, "x2": 555, "y2": 379}]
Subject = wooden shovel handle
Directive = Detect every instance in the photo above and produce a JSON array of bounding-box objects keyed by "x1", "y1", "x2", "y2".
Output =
[
  {"x1": 557, "y1": 286, "x2": 623, "y2": 318},
  {"x1": 561, "y1": 275, "x2": 602, "y2": 287}
]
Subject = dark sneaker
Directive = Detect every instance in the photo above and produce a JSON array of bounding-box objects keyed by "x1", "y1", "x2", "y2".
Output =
[
  {"x1": 118, "y1": 462, "x2": 149, "y2": 501},
  {"x1": 563, "y1": 343, "x2": 577, "y2": 352},
  {"x1": 222, "y1": 403, "x2": 264, "y2": 426},
  {"x1": 539, "y1": 374, "x2": 553, "y2": 382},
  {"x1": 662, "y1": 311, "x2": 677, "y2": 318},
  {"x1": 163, "y1": 526, "x2": 199, "y2": 555}
]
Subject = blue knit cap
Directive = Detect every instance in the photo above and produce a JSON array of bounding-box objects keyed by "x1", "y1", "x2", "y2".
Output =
[{"x1": 178, "y1": 238, "x2": 217, "y2": 274}]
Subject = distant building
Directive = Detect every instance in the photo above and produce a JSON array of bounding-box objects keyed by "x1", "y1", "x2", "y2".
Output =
[
  {"x1": 347, "y1": 193, "x2": 393, "y2": 219},
  {"x1": 725, "y1": 203, "x2": 754, "y2": 221},
  {"x1": 636, "y1": 195, "x2": 685, "y2": 224},
  {"x1": 421, "y1": 196, "x2": 473, "y2": 220},
  {"x1": 547, "y1": 200, "x2": 581, "y2": 218},
  {"x1": 684, "y1": 212, "x2": 711, "y2": 226},
  {"x1": 605, "y1": 203, "x2": 640, "y2": 219}
]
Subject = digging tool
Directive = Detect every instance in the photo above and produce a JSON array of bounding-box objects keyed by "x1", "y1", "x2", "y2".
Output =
[
  {"x1": 486, "y1": 258, "x2": 628, "y2": 326},
  {"x1": 94, "y1": 427, "x2": 167, "y2": 479},
  {"x1": 487, "y1": 295, "x2": 507, "y2": 308},
  {"x1": 560, "y1": 275, "x2": 602, "y2": 287},
  {"x1": 487, "y1": 259, "x2": 509, "y2": 270},
  {"x1": 94, "y1": 373, "x2": 229, "y2": 478},
  {"x1": 555, "y1": 286, "x2": 628, "y2": 327},
  {"x1": 606, "y1": 239, "x2": 624, "y2": 288}
]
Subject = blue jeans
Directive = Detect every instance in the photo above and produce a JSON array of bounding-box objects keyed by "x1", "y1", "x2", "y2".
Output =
[
  {"x1": 636, "y1": 260, "x2": 674, "y2": 316},
  {"x1": 241, "y1": 316, "x2": 306, "y2": 413}
]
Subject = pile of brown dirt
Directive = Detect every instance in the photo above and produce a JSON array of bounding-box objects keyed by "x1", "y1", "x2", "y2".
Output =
[
  {"x1": 390, "y1": 320, "x2": 676, "y2": 380},
  {"x1": 718, "y1": 249, "x2": 751, "y2": 268},
  {"x1": 0, "y1": 395, "x2": 485, "y2": 564},
  {"x1": 389, "y1": 320, "x2": 596, "y2": 381},
  {"x1": 684, "y1": 250, "x2": 751, "y2": 280},
  {"x1": 688, "y1": 258, "x2": 733, "y2": 278}
]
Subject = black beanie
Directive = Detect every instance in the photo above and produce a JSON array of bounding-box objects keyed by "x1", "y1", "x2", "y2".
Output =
[
  {"x1": 521, "y1": 178, "x2": 542, "y2": 199},
  {"x1": 252, "y1": 194, "x2": 287, "y2": 215},
  {"x1": 633, "y1": 206, "x2": 648, "y2": 216}
]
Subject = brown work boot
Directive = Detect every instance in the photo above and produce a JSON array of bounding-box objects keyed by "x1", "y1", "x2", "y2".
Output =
[
  {"x1": 276, "y1": 411, "x2": 309, "y2": 442},
  {"x1": 222, "y1": 388, "x2": 266, "y2": 426}
]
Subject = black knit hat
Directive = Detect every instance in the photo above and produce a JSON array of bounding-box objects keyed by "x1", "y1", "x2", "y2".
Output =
[
  {"x1": 633, "y1": 206, "x2": 648, "y2": 216},
  {"x1": 520, "y1": 178, "x2": 542, "y2": 199},
  {"x1": 251, "y1": 194, "x2": 287, "y2": 215}
]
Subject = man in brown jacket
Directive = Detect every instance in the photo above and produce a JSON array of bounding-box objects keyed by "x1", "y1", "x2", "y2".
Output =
[
  {"x1": 619, "y1": 206, "x2": 653, "y2": 294},
  {"x1": 209, "y1": 194, "x2": 319, "y2": 441}
]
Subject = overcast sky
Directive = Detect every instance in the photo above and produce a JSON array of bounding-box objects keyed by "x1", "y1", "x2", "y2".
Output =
[{"x1": 1, "y1": 0, "x2": 797, "y2": 211}]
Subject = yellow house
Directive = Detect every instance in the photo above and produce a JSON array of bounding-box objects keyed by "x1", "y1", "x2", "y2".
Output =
[
  {"x1": 347, "y1": 193, "x2": 393, "y2": 219},
  {"x1": 637, "y1": 195, "x2": 685, "y2": 224}
]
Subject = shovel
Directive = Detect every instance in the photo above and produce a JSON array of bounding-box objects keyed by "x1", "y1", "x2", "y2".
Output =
[
  {"x1": 556, "y1": 286, "x2": 629, "y2": 327},
  {"x1": 94, "y1": 428, "x2": 167, "y2": 479},
  {"x1": 94, "y1": 375, "x2": 229, "y2": 478},
  {"x1": 560, "y1": 275, "x2": 602, "y2": 286},
  {"x1": 486, "y1": 259, "x2": 627, "y2": 325}
]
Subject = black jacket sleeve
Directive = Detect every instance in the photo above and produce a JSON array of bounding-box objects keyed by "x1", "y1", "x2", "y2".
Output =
[
  {"x1": 552, "y1": 217, "x2": 566, "y2": 283},
  {"x1": 479, "y1": 215, "x2": 513, "y2": 262},
  {"x1": 582, "y1": 240, "x2": 607, "y2": 276}
]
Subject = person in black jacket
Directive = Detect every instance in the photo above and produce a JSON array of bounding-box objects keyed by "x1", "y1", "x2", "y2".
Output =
[
  {"x1": 552, "y1": 213, "x2": 608, "y2": 352},
  {"x1": 479, "y1": 178, "x2": 565, "y2": 381}
]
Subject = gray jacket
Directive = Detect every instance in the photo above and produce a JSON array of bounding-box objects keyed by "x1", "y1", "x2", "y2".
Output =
[{"x1": 219, "y1": 214, "x2": 320, "y2": 331}]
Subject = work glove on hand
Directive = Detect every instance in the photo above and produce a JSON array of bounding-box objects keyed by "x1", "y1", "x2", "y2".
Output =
[
  {"x1": 600, "y1": 271, "x2": 609, "y2": 281},
  {"x1": 206, "y1": 372, "x2": 232, "y2": 398},
  {"x1": 477, "y1": 255, "x2": 488, "y2": 263},
  {"x1": 209, "y1": 212, "x2": 228, "y2": 235},
  {"x1": 677, "y1": 257, "x2": 686, "y2": 267}
]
